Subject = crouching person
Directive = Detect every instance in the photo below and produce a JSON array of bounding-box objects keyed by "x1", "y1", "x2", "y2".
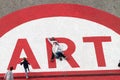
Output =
[{"x1": 48, "y1": 37, "x2": 67, "y2": 61}]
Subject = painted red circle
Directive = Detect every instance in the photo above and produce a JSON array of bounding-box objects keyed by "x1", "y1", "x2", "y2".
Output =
[
  {"x1": 0, "y1": 4, "x2": 120, "y2": 80},
  {"x1": 0, "y1": 4, "x2": 120, "y2": 37}
]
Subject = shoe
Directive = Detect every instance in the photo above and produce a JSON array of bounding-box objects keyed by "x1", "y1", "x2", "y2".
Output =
[
  {"x1": 26, "y1": 76, "x2": 29, "y2": 79},
  {"x1": 60, "y1": 57, "x2": 62, "y2": 61}
]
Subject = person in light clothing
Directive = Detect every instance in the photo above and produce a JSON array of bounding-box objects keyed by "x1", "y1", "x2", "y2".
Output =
[
  {"x1": 4, "y1": 66, "x2": 14, "y2": 80},
  {"x1": 48, "y1": 37, "x2": 67, "y2": 61}
]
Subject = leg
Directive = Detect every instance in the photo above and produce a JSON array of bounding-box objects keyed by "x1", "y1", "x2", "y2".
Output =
[
  {"x1": 28, "y1": 67, "x2": 30, "y2": 72},
  {"x1": 51, "y1": 52, "x2": 55, "y2": 61},
  {"x1": 25, "y1": 68, "x2": 28, "y2": 79},
  {"x1": 56, "y1": 52, "x2": 63, "y2": 61},
  {"x1": 60, "y1": 52, "x2": 66, "y2": 58}
]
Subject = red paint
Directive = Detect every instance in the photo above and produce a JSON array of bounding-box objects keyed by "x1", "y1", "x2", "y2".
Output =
[
  {"x1": 8, "y1": 39, "x2": 40, "y2": 69},
  {"x1": 46, "y1": 38, "x2": 79, "y2": 68},
  {"x1": 0, "y1": 4, "x2": 120, "y2": 80},
  {"x1": 83, "y1": 36, "x2": 111, "y2": 66}
]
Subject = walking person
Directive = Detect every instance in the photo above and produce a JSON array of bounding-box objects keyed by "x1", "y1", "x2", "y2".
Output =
[
  {"x1": 4, "y1": 66, "x2": 14, "y2": 80},
  {"x1": 20, "y1": 57, "x2": 30, "y2": 79},
  {"x1": 48, "y1": 37, "x2": 67, "y2": 61}
]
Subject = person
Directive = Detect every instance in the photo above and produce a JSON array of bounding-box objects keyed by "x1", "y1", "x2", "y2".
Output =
[
  {"x1": 4, "y1": 66, "x2": 14, "y2": 80},
  {"x1": 118, "y1": 60, "x2": 120, "y2": 67},
  {"x1": 48, "y1": 37, "x2": 67, "y2": 61},
  {"x1": 20, "y1": 57, "x2": 30, "y2": 79}
]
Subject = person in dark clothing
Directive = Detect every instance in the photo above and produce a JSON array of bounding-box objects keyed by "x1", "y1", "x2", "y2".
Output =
[{"x1": 20, "y1": 57, "x2": 30, "y2": 79}]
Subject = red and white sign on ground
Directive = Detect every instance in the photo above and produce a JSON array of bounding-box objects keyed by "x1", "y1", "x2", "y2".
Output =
[{"x1": 0, "y1": 4, "x2": 120, "y2": 80}]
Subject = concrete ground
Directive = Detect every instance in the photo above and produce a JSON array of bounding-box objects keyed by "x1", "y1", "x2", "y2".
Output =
[
  {"x1": 0, "y1": 0, "x2": 120, "y2": 80},
  {"x1": 0, "y1": 0, "x2": 120, "y2": 18}
]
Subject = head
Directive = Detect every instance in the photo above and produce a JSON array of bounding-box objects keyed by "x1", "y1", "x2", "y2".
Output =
[
  {"x1": 50, "y1": 37, "x2": 55, "y2": 41},
  {"x1": 53, "y1": 41, "x2": 59, "y2": 45},
  {"x1": 23, "y1": 57, "x2": 27, "y2": 60},
  {"x1": 10, "y1": 66, "x2": 13, "y2": 71}
]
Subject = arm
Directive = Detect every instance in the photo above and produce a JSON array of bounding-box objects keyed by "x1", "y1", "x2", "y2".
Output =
[
  {"x1": 48, "y1": 38, "x2": 52, "y2": 44},
  {"x1": 48, "y1": 38, "x2": 56, "y2": 45},
  {"x1": 20, "y1": 61, "x2": 23, "y2": 65}
]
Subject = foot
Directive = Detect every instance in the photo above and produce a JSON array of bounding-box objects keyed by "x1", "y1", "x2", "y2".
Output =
[
  {"x1": 60, "y1": 57, "x2": 62, "y2": 61},
  {"x1": 26, "y1": 76, "x2": 29, "y2": 79}
]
